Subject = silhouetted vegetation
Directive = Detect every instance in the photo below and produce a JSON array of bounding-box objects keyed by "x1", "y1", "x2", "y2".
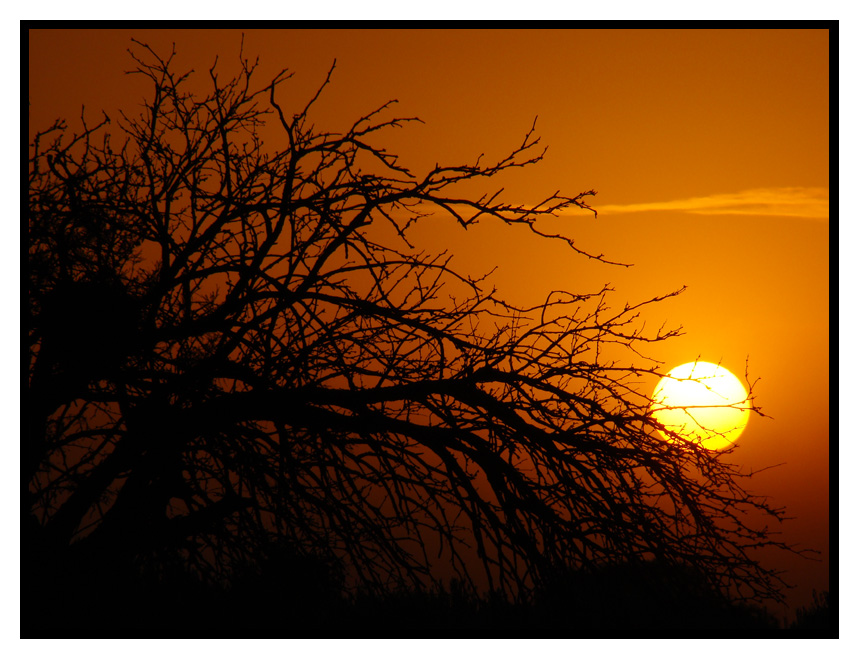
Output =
[
  {"x1": 27, "y1": 535, "x2": 781, "y2": 634},
  {"x1": 27, "y1": 41, "x2": 807, "y2": 634},
  {"x1": 789, "y1": 590, "x2": 831, "y2": 631}
]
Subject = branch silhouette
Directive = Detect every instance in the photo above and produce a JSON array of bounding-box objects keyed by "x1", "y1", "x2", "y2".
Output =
[{"x1": 27, "y1": 42, "x2": 802, "y2": 628}]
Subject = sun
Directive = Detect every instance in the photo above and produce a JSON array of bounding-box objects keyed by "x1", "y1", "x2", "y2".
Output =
[{"x1": 649, "y1": 361, "x2": 751, "y2": 451}]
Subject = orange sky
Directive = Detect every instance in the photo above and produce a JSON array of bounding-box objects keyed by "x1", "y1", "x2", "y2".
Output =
[{"x1": 28, "y1": 28, "x2": 830, "y2": 617}]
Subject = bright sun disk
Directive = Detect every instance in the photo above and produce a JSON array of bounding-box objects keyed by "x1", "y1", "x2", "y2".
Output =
[{"x1": 650, "y1": 361, "x2": 751, "y2": 451}]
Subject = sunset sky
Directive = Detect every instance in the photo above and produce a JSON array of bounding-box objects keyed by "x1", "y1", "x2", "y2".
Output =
[{"x1": 27, "y1": 27, "x2": 831, "y2": 619}]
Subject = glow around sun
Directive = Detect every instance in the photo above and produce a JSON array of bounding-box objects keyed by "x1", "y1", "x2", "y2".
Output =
[{"x1": 649, "y1": 361, "x2": 751, "y2": 451}]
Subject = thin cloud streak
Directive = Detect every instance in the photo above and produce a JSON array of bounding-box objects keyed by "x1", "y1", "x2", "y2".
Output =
[{"x1": 591, "y1": 187, "x2": 829, "y2": 220}]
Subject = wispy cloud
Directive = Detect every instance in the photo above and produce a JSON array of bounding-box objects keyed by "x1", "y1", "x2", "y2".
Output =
[{"x1": 592, "y1": 187, "x2": 829, "y2": 220}]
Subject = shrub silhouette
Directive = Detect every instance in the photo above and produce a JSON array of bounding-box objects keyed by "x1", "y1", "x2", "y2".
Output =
[{"x1": 789, "y1": 590, "x2": 831, "y2": 631}]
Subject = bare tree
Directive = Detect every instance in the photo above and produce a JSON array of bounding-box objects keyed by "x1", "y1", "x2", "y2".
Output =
[{"x1": 27, "y1": 41, "x2": 797, "y2": 618}]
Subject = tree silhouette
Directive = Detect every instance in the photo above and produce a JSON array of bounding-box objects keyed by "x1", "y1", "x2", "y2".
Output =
[{"x1": 27, "y1": 42, "x2": 798, "y2": 627}]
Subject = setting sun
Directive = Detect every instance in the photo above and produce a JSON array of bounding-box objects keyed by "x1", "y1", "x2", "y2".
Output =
[{"x1": 650, "y1": 361, "x2": 752, "y2": 451}]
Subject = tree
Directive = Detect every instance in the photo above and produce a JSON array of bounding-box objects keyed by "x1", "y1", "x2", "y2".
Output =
[{"x1": 27, "y1": 42, "x2": 797, "y2": 625}]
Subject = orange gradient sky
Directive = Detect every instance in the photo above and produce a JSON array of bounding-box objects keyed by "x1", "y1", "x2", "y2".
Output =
[{"x1": 28, "y1": 28, "x2": 830, "y2": 616}]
